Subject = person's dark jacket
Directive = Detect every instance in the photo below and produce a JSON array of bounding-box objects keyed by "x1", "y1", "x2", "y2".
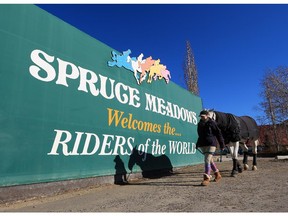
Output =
[{"x1": 196, "y1": 118, "x2": 225, "y2": 149}]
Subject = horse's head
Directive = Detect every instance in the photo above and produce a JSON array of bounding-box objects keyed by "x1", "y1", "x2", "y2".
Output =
[
  {"x1": 154, "y1": 59, "x2": 160, "y2": 65},
  {"x1": 123, "y1": 49, "x2": 131, "y2": 56},
  {"x1": 207, "y1": 109, "x2": 216, "y2": 121},
  {"x1": 137, "y1": 53, "x2": 144, "y2": 61},
  {"x1": 128, "y1": 146, "x2": 138, "y2": 171},
  {"x1": 144, "y1": 56, "x2": 155, "y2": 66},
  {"x1": 200, "y1": 109, "x2": 216, "y2": 121},
  {"x1": 128, "y1": 145, "x2": 147, "y2": 170}
]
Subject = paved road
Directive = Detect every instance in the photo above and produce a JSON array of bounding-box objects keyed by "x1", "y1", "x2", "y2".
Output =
[{"x1": 1, "y1": 157, "x2": 288, "y2": 212}]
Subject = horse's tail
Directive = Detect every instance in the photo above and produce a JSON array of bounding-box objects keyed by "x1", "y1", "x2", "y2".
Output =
[
  {"x1": 167, "y1": 70, "x2": 171, "y2": 79},
  {"x1": 167, "y1": 71, "x2": 171, "y2": 82}
]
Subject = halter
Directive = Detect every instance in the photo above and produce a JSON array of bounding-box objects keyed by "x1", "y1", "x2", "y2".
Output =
[{"x1": 209, "y1": 111, "x2": 216, "y2": 121}]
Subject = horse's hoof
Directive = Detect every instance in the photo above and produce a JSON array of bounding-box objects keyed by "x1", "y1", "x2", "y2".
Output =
[
  {"x1": 252, "y1": 165, "x2": 257, "y2": 171},
  {"x1": 244, "y1": 164, "x2": 249, "y2": 170},
  {"x1": 230, "y1": 170, "x2": 237, "y2": 177},
  {"x1": 237, "y1": 165, "x2": 243, "y2": 173}
]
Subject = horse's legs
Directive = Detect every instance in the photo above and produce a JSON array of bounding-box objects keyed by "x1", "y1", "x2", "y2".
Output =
[
  {"x1": 132, "y1": 70, "x2": 140, "y2": 85},
  {"x1": 147, "y1": 73, "x2": 153, "y2": 83},
  {"x1": 252, "y1": 139, "x2": 259, "y2": 170},
  {"x1": 139, "y1": 71, "x2": 147, "y2": 84},
  {"x1": 239, "y1": 142, "x2": 249, "y2": 170},
  {"x1": 228, "y1": 141, "x2": 242, "y2": 177}
]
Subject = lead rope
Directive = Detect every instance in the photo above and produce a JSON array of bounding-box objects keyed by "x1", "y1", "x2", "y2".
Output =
[
  {"x1": 127, "y1": 169, "x2": 133, "y2": 182},
  {"x1": 220, "y1": 149, "x2": 223, "y2": 162}
]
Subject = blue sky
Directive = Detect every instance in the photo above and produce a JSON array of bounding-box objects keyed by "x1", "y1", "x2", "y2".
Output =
[{"x1": 37, "y1": 4, "x2": 288, "y2": 122}]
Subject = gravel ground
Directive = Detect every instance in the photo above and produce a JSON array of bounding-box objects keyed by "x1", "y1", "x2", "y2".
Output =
[{"x1": 1, "y1": 157, "x2": 288, "y2": 212}]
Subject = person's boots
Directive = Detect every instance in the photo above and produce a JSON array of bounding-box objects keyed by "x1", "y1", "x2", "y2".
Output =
[
  {"x1": 201, "y1": 174, "x2": 211, "y2": 186},
  {"x1": 214, "y1": 171, "x2": 222, "y2": 182},
  {"x1": 237, "y1": 160, "x2": 243, "y2": 173},
  {"x1": 231, "y1": 159, "x2": 238, "y2": 177}
]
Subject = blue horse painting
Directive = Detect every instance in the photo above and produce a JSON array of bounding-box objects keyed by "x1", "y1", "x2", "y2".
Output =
[
  {"x1": 108, "y1": 49, "x2": 141, "y2": 84},
  {"x1": 108, "y1": 49, "x2": 134, "y2": 71}
]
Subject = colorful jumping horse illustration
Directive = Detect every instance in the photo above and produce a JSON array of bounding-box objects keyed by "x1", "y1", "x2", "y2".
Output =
[{"x1": 108, "y1": 50, "x2": 171, "y2": 85}]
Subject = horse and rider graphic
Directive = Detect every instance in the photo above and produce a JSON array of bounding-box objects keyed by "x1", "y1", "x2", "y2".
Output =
[{"x1": 108, "y1": 49, "x2": 171, "y2": 85}]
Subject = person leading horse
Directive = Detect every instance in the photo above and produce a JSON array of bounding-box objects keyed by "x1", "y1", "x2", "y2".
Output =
[{"x1": 206, "y1": 109, "x2": 260, "y2": 177}]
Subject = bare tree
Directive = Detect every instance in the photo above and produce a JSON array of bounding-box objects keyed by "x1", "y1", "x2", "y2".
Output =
[
  {"x1": 260, "y1": 67, "x2": 288, "y2": 123},
  {"x1": 259, "y1": 66, "x2": 288, "y2": 151},
  {"x1": 184, "y1": 40, "x2": 199, "y2": 96}
]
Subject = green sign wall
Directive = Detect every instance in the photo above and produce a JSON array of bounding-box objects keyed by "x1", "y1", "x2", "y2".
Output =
[{"x1": 0, "y1": 4, "x2": 203, "y2": 186}]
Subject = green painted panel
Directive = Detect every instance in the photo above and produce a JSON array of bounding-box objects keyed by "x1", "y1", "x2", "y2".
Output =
[{"x1": 0, "y1": 4, "x2": 203, "y2": 186}]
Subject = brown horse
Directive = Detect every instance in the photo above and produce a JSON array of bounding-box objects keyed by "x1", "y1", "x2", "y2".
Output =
[{"x1": 138, "y1": 56, "x2": 155, "y2": 84}]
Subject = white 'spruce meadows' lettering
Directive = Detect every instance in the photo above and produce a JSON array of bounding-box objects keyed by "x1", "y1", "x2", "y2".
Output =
[{"x1": 29, "y1": 49, "x2": 197, "y2": 125}]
